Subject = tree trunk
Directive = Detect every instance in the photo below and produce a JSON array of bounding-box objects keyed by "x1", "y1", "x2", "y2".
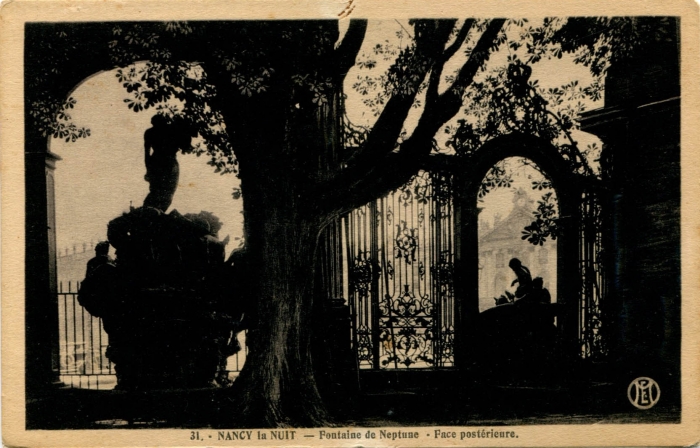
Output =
[
  {"x1": 220, "y1": 161, "x2": 332, "y2": 427},
  {"x1": 208, "y1": 29, "x2": 350, "y2": 426}
]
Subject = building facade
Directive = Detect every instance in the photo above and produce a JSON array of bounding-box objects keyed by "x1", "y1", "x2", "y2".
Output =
[{"x1": 478, "y1": 189, "x2": 557, "y2": 312}]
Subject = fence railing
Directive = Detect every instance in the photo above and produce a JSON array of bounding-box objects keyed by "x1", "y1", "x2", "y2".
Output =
[{"x1": 57, "y1": 282, "x2": 247, "y2": 390}]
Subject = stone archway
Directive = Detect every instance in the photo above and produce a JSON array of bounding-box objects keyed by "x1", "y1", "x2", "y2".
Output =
[{"x1": 452, "y1": 132, "x2": 584, "y2": 366}]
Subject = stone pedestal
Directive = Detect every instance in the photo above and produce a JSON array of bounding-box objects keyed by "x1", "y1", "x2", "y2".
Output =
[{"x1": 80, "y1": 207, "x2": 242, "y2": 391}]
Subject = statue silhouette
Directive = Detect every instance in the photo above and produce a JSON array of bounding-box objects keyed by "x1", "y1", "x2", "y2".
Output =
[
  {"x1": 509, "y1": 258, "x2": 532, "y2": 298},
  {"x1": 143, "y1": 115, "x2": 191, "y2": 212}
]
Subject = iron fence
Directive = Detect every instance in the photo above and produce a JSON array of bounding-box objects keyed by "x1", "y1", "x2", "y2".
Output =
[
  {"x1": 344, "y1": 170, "x2": 455, "y2": 370},
  {"x1": 58, "y1": 281, "x2": 115, "y2": 389},
  {"x1": 343, "y1": 169, "x2": 609, "y2": 368},
  {"x1": 578, "y1": 191, "x2": 607, "y2": 359}
]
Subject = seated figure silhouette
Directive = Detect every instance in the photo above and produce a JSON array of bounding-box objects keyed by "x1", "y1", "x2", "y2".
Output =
[
  {"x1": 143, "y1": 115, "x2": 191, "y2": 212},
  {"x1": 509, "y1": 257, "x2": 532, "y2": 299}
]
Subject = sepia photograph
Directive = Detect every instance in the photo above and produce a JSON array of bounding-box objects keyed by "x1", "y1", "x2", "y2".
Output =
[{"x1": 2, "y1": 1, "x2": 699, "y2": 446}]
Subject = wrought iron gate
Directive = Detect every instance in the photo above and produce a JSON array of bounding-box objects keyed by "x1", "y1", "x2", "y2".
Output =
[
  {"x1": 578, "y1": 190, "x2": 607, "y2": 359},
  {"x1": 344, "y1": 171, "x2": 455, "y2": 369}
]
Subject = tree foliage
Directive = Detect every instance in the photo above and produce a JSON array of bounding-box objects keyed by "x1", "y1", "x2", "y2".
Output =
[
  {"x1": 33, "y1": 18, "x2": 641, "y2": 198},
  {"x1": 26, "y1": 27, "x2": 92, "y2": 141},
  {"x1": 33, "y1": 18, "x2": 662, "y2": 181}
]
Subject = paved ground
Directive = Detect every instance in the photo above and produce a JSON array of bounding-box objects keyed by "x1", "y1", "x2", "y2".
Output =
[{"x1": 26, "y1": 380, "x2": 679, "y2": 429}]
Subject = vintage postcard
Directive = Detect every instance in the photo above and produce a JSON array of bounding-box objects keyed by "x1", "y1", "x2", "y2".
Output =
[{"x1": 2, "y1": 0, "x2": 699, "y2": 446}]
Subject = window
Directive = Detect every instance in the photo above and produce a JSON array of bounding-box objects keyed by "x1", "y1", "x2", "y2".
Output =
[{"x1": 496, "y1": 252, "x2": 505, "y2": 268}]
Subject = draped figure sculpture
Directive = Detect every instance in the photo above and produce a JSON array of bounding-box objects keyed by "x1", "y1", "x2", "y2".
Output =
[{"x1": 143, "y1": 115, "x2": 192, "y2": 212}]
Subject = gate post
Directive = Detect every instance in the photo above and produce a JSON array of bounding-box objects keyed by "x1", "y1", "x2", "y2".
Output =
[
  {"x1": 453, "y1": 174, "x2": 481, "y2": 370},
  {"x1": 553, "y1": 213, "x2": 582, "y2": 363},
  {"x1": 25, "y1": 140, "x2": 62, "y2": 399}
]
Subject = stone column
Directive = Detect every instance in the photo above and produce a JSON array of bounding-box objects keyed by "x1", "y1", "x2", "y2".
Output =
[{"x1": 25, "y1": 142, "x2": 62, "y2": 398}]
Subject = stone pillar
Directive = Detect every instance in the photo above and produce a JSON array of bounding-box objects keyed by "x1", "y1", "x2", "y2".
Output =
[
  {"x1": 553, "y1": 214, "x2": 581, "y2": 359},
  {"x1": 453, "y1": 184, "x2": 481, "y2": 368},
  {"x1": 45, "y1": 151, "x2": 62, "y2": 377},
  {"x1": 25, "y1": 142, "x2": 62, "y2": 398}
]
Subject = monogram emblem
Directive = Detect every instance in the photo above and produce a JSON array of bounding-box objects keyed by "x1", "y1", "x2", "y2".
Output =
[{"x1": 628, "y1": 377, "x2": 661, "y2": 410}]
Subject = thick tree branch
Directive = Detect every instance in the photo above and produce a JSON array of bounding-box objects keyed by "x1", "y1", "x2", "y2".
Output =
[
  {"x1": 404, "y1": 19, "x2": 506, "y2": 160},
  {"x1": 401, "y1": 20, "x2": 506, "y2": 162},
  {"x1": 426, "y1": 19, "x2": 475, "y2": 105},
  {"x1": 444, "y1": 19, "x2": 476, "y2": 62},
  {"x1": 316, "y1": 143, "x2": 431, "y2": 221},
  {"x1": 340, "y1": 20, "x2": 455, "y2": 172},
  {"x1": 425, "y1": 57, "x2": 446, "y2": 107},
  {"x1": 333, "y1": 20, "x2": 368, "y2": 78},
  {"x1": 439, "y1": 19, "x2": 506, "y2": 110},
  {"x1": 422, "y1": 19, "x2": 506, "y2": 133},
  {"x1": 315, "y1": 19, "x2": 506, "y2": 218}
]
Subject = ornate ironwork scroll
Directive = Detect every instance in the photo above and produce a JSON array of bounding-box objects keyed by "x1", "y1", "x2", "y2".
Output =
[
  {"x1": 345, "y1": 170, "x2": 455, "y2": 369},
  {"x1": 579, "y1": 190, "x2": 607, "y2": 359}
]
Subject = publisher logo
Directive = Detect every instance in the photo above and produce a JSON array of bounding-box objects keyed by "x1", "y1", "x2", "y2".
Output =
[{"x1": 628, "y1": 377, "x2": 660, "y2": 410}]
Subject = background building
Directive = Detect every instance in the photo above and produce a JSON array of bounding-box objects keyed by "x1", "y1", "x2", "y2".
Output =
[{"x1": 478, "y1": 188, "x2": 557, "y2": 311}]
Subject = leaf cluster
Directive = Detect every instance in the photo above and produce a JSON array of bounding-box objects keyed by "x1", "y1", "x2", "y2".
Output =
[
  {"x1": 549, "y1": 17, "x2": 674, "y2": 77},
  {"x1": 478, "y1": 163, "x2": 513, "y2": 199},
  {"x1": 26, "y1": 27, "x2": 93, "y2": 141},
  {"x1": 30, "y1": 97, "x2": 91, "y2": 141},
  {"x1": 521, "y1": 191, "x2": 559, "y2": 245}
]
